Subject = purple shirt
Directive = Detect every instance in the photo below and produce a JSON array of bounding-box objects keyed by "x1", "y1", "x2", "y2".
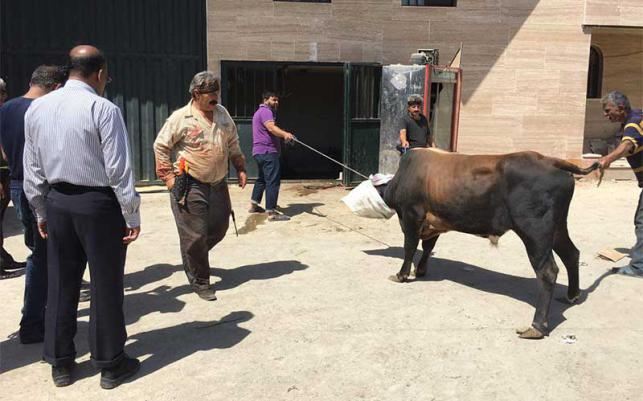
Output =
[{"x1": 252, "y1": 104, "x2": 280, "y2": 155}]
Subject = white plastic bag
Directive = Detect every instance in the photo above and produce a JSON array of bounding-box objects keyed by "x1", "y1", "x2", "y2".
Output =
[{"x1": 341, "y1": 179, "x2": 395, "y2": 219}]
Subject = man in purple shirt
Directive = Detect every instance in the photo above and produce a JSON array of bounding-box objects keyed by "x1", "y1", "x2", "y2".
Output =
[{"x1": 249, "y1": 91, "x2": 294, "y2": 221}]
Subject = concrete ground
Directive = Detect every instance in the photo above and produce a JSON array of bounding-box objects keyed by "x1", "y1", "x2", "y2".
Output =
[{"x1": 1, "y1": 179, "x2": 642, "y2": 400}]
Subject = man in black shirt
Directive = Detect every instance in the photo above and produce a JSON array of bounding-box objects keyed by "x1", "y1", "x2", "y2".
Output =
[
  {"x1": 0, "y1": 65, "x2": 66, "y2": 342},
  {"x1": 0, "y1": 76, "x2": 26, "y2": 280},
  {"x1": 398, "y1": 94, "x2": 435, "y2": 151}
]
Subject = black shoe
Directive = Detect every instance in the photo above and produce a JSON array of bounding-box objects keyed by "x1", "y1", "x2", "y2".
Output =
[
  {"x1": 2, "y1": 260, "x2": 26, "y2": 270},
  {"x1": 100, "y1": 356, "x2": 140, "y2": 390},
  {"x1": 0, "y1": 268, "x2": 23, "y2": 280},
  {"x1": 248, "y1": 204, "x2": 265, "y2": 213},
  {"x1": 195, "y1": 285, "x2": 217, "y2": 301},
  {"x1": 52, "y1": 364, "x2": 74, "y2": 387},
  {"x1": 78, "y1": 288, "x2": 91, "y2": 303},
  {"x1": 19, "y1": 331, "x2": 44, "y2": 344}
]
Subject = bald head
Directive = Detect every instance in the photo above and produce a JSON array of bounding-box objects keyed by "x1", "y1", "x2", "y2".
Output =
[{"x1": 68, "y1": 45, "x2": 106, "y2": 78}]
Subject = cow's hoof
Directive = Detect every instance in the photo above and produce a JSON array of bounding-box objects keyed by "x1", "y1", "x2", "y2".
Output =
[
  {"x1": 567, "y1": 292, "x2": 581, "y2": 304},
  {"x1": 555, "y1": 292, "x2": 580, "y2": 305},
  {"x1": 516, "y1": 326, "x2": 544, "y2": 339},
  {"x1": 388, "y1": 274, "x2": 407, "y2": 283}
]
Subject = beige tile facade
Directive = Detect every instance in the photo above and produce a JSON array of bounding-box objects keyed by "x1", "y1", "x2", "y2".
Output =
[
  {"x1": 584, "y1": 28, "x2": 643, "y2": 146},
  {"x1": 207, "y1": 0, "x2": 642, "y2": 159},
  {"x1": 585, "y1": 0, "x2": 643, "y2": 28}
]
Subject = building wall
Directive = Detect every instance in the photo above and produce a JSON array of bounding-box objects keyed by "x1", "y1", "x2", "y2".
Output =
[
  {"x1": 207, "y1": 0, "x2": 593, "y2": 158},
  {"x1": 584, "y1": 0, "x2": 643, "y2": 27}
]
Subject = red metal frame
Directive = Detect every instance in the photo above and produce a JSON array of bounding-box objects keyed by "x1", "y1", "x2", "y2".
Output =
[{"x1": 423, "y1": 64, "x2": 431, "y2": 117}]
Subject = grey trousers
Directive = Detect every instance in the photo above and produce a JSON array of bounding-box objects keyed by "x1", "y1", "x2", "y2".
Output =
[
  {"x1": 170, "y1": 179, "x2": 231, "y2": 288},
  {"x1": 630, "y1": 188, "x2": 643, "y2": 272}
]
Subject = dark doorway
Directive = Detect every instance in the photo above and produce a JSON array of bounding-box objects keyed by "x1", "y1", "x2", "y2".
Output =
[
  {"x1": 221, "y1": 61, "x2": 380, "y2": 182},
  {"x1": 222, "y1": 61, "x2": 346, "y2": 180},
  {"x1": 278, "y1": 65, "x2": 343, "y2": 179}
]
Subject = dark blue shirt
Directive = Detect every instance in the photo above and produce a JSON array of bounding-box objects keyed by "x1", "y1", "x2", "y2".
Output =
[
  {"x1": 621, "y1": 108, "x2": 643, "y2": 187},
  {"x1": 0, "y1": 97, "x2": 34, "y2": 181}
]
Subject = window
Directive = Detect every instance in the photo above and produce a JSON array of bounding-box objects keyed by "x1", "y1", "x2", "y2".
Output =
[
  {"x1": 274, "y1": 1, "x2": 330, "y2": 3},
  {"x1": 350, "y1": 66, "x2": 381, "y2": 119},
  {"x1": 402, "y1": 0, "x2": 456, "y2": 6},
  {"x1": 223, "y1": 63, "x2": 286, "y2": 119},
  {"x1": 587, "y1": 45, "x2": 603, "y2": 99}
]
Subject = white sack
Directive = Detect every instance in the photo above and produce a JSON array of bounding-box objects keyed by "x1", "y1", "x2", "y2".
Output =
[{"x1": 341, "y1": 179, "x2": 396, "y2": 219}]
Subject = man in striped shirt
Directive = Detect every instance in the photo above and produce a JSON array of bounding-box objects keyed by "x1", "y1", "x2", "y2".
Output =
[
  {"x1": 599, "y1": 91, "x2": 643, "y2": 278},
  {"x1": 23, "y1": 45, "x2": 141, "y2": 388}
]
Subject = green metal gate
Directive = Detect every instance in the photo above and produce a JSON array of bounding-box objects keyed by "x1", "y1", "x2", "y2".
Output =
[
  {"x1": 0, "y1": 0, "x2": 206, "y2": 182},
  {"x1": 343, "y1": 63, "x2": 382, "y2": 185}
]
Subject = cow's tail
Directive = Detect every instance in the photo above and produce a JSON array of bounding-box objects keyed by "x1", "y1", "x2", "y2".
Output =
[{"x1": 550, "y1": 158, "x2": 604, "y2": 187}]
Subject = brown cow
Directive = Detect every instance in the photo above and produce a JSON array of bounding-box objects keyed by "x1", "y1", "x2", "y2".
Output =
[{"x1": 377, "y1": 148, "x2": 601, "y2": 339}]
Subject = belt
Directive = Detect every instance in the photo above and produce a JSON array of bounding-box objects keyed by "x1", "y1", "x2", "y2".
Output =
[
  {"x1": 50, "y1": 182, "x2": 113, "y2": 195},
  {"x1": 187, "y1": 174, "x2": 225, "y2": 187}
]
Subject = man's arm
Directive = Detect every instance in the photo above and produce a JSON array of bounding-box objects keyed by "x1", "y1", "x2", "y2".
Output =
[
  {"x1": 399, "y1": 128, "x2": 409, "y2": 148},
  {"x1": 264, "y1": 120, "x2": 294, "y2": 142},
  {"x1": 153, "y1": 115, "x2": 182, "y2": 190},
  {"x1": 99, "y1": 103, "x2": 141, "y2": 242},
  {"x1": 22, "y1": 107, "x2": 50, "y2": 236},
  {"x1": 225, "y1": 115, "x2": 247, "y2": 188},
  {"x1": 598, "y1": 140, "x2": 635, "y2": 169}
]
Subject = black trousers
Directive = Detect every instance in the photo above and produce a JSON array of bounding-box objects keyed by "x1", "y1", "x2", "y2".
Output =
[
  {"x1": 170, "y1": 179, "x2": 231, "y2": 288},
  {"x1": 44, "y1": 184, "x2": 128, "y2": 369}
]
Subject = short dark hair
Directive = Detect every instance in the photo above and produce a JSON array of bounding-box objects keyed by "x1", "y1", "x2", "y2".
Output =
[
  {"x1": 262, "y1": 91, "x2": 277, "y2": 101},
  {"x1": 407, "y1": 94, "x2": 423, "y2": 106},
  {"x1": 30, "y1": 65, "x2": 68, "y2": 88},
  {"x1": 68, "y1": 51, "x2": 106, "y2": 78}
]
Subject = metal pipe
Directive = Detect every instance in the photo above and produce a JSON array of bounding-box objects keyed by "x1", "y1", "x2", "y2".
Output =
[{"x1": 450, "y1": 68, "x2": 462, "y2": 152}]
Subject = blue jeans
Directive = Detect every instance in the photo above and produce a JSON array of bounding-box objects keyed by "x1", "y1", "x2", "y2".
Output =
[
  {"x1": 11, "y1": 181, "x2": 47, "y2": 336},
  {"x1": 251, "y1": 153, "x2": 281, "y2": 212}
]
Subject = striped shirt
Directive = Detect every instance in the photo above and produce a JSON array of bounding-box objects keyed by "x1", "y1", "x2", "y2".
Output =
[{"x1": 23, "y1": 79, "x2": 141, "y2": 227}]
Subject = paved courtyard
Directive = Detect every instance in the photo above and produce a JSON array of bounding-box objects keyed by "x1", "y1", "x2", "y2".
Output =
[{"x1": 1, "y1": 179, "x2": 642, "y2": 400}]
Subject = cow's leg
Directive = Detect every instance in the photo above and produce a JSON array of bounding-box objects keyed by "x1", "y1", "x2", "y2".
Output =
[
  {"x1": 391, "y1": 212, "x2": 423, "y2": 283},
  {"x1": 415, "y1": 235, "x2": 439, "y2": 278},
  {"x1": 553, "y1": 225, "x2": 581, "y2": 304},
  {"x1": 516, "y1": 235, "x2": 559, "y2": 339}
]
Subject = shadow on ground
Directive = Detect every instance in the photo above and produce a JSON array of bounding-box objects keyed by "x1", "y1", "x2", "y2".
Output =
[
  {"x1": 127, "y1": 311, "x2": 254, "y2": 381},
  {"x1": 1, "y1": 312, "x2": 254, "y2": 384},
  {"x1": 0, "y1": 321, "x2": 90, "y2": 376},
  {"x1": 213, "y1": 260, "x2": 308, "y2": 291},
  {"x1": 364, "y1": 246, "x2": 613, "y2": 332},
  {"x1": 278, "y1": 202, "x2": 326, "y2": 218}
]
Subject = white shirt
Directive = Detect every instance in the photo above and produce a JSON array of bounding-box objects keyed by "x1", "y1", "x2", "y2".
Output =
[{"x1": 23, "y1": 79, "x2": 140, "y2": 227}]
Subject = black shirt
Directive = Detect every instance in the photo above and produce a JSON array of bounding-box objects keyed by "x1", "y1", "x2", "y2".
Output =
[
  {"x1": 399, "y1": 113, "x2": 430, "y2": 148},
  {"x1": 0, "y1": 96, "x2": 34, "y2": 181}
]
